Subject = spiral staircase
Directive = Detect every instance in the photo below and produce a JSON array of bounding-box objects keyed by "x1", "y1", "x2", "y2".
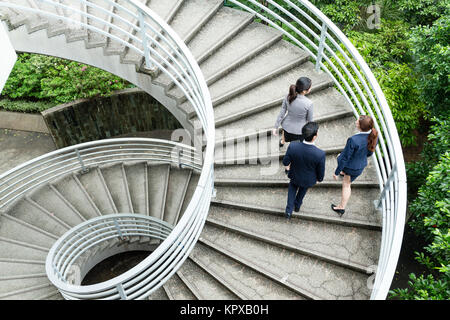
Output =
[{"x1": 0, "y1": 0, "x2": 407, "y2": 300}]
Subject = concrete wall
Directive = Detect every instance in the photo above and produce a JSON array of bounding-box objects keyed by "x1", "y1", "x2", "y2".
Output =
[{"x1": 42, "y1": 88, "x2": 182, "y2": 148}]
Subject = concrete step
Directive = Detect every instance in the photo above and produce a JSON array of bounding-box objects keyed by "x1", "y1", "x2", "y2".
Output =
[
  {"x1": 150, "y1": 0, "x2": 224, "y2": 86},
  {"x1": 0, "y1": 237, "x2": 48, "y2": 261},
  {"x1": 147, "y1": 286, "x2": 170, "y2": 300},
  {"x1": 207, "y1": 205, "x2": 381, "y2": 271},
  {"x1": 169, "y1": 0, "x2": 223, "y2": 43},
  {"x1": 214, "y1": 85, "x2": 351, "y2": 130},
  {"x1": 0, "y1": 281, "x2": 55, "y2": 300},
  {"x1": 101, "y1": 163, "x2": 134, "y2": 213},
  {"x1": 52, "y1": 174, "x2": 102, "y2": 220},
  {"x1": 0, "y1": 274, "x2": 48, "y2": 296},
  {"x1": 28, "y1": 184, "x2": 85, "y2": 228},
  {"x1": 214, "y1": 151, "x2": 379, "y2": 185},
  {"x1": 200, "y1": 223, "x2": 372, "y2": 299},
  {"x1": 2, "y1": 1, "x2": 50, "y2": 34},
  {"x1": 147, "y1": 163, "x2": 170, "y2": 220},
  {"x1": 177, "y1": 258, "x2": 238, "y2": 300},
  {"x1": 0, "y1": 259, "x2": 45, "y2": 279},
  {"x1": 214, "y1": 115, "x2": 360, "y2": 164},
  {"x1": 178, "y1": 172, "x2": 200, "y2": 223},
  {"x1": 5, "y1": 198, "x2": 70, "y2": 237},
  {"x1": 159, "y1": 6, "x2": 254, "y2": 89},
  {"x1": 190, "y1": 242, "x2": 304, "y2": 299},
  {"x1": 212, "y1": 185, "x2": 382, "y2": 229},
  {"x1": 0, "y1": 213, "x2": 57, "y2": 248},
  {"x1": 172, "y1": 39, "x2": 310, "y2": 105},
  {"x1": 76, "y1": 167, "x2": 117, "y2": 215},
  {"x1": 121, "y1": 0, "x2": 184, "y2": 64},
  {"x1": 163, "y1": 167, "x2": 192, "y2": 226},
  {"x1": 163, "y1": 273, "x2": 197, "y2": 300},
  {"x1": 104, "y1": 0, "x2": 148, "y2": 55},
  {"x1": 85, "y1": 0, "x2": 113, "y2": 48},
  {"x1": 124, "y1": 162, "x2": 149, "y2": 215}
]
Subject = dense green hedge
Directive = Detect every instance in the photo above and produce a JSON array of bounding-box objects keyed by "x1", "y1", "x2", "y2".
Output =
[{"x1": 1, "y1": 53, "x2": 134, "y2": 109}]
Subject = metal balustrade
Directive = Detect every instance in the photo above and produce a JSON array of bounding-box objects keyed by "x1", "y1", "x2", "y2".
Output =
[
  {"x1": 0, "y1": 0, "x2": 215, "y2": 300},
  {"x1": 224, "y1": 0, "x2": 407, "y2": 300},
  {"x1": 47, "y1": 214, "x2": 175, "y2": 299},
  {"x1": 0, "y1": 0, "x2": 408, "y2": 300}
]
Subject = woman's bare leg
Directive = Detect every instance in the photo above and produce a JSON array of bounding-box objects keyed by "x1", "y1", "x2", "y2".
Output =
[
  {"x1": 336, "y1": 174, "x2": 351, "y2": 209},
  {"x1": 281, "y1": 130, "x2": 286, "y2": 145}
]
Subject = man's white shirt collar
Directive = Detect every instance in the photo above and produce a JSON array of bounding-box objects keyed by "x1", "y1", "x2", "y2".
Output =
[{"x1": 303, "y1": 140, "x2": 315, "y2": 145}]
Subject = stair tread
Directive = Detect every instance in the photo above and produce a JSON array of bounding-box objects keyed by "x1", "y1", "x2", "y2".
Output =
[
  {"x1": 169, "y1": 0, "x2": 223, "y2": 41},
  {"x1": 147, "y1": 163, "x2": 170, "y2": 220},
  {"x1": 191, "y1": 242, "x2": 304, "y2": 299},
  {"x1": 6, "y1": 199, "x2": 70, "y2": 237},
  {"x1": 207, "y1": 205, "x2": 381, "y2": 269},
  {"x1": 178, "y1": 258, "x2": 237, "y2": 300},
  {"x1": 124, "y1": 162, "x2": 148, "y2": 215},
  {"x1": 201, "y1": 223, "x2": 372, "y2": 300},
  {"x1": 52, "y1": 175, "x2": 101, "y2": 220},
  {"x1": 214, "y1": 86, "x2": 351, "y2": 130},
  {"x1": 163, "y1": 273, "x2": 197, "y2": 300},
  {"x1": 214, "y1": 116, "x2": 362, "y2": 163},
  {"x1": 29, "y1": 184, "x2": 85, "y2": 227},
  {"x1": 101, "y1": 164, "x2": 133, "y2": 213},
  {"x1": 164, "y1": 167, "x2": 192, "y2": 226},
  {"x1": 77, "y1": 168, "x2": 116, "y2": 215},
  {"x1": 212, "y1": 184, "x2": 381, "y2": 227},
  {"x1": 0, "y1": 215, "x2": 56, "y2": 248},
  {"x1": 214, "y1": 152, "x2": 379, "y2": 185}
]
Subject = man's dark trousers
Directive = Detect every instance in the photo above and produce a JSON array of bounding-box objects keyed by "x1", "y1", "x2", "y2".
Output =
[
  {"x1": 286, "y1": 181, "x2": 308, "y2": 214},
  {"x1": 282, "y1": 141, "x2": 326, "y2": 217}
]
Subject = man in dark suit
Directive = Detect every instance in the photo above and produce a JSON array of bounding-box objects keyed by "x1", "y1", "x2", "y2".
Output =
[{"x1": 282, "y1": 122, "x2": 326, "y2": 219}]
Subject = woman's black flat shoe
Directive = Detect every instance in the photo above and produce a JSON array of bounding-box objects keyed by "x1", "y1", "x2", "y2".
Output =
[{"x1": 331, "y1": 204, "x2": 345, "y2": 217}]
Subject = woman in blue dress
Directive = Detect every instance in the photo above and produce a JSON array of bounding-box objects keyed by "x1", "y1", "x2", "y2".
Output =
[{"x1": 331, "y1": 115, "x2": 378, "y2": 216}]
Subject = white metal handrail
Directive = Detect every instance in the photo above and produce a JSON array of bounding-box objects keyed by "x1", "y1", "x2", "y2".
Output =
[
  {"x1": 47, "y1": 214, "x2": 175, "y2": 299},
  {"x1": 0, "y1": 0, "x2": 215, "y2": 300},
  {"x1": 225, "y1": 0, "x2": 407, "y2": 300}
]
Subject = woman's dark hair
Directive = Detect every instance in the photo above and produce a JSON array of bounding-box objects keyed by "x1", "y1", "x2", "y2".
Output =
[
  {"x1": 288, "y1": 77, "x2": 312, "y2": 103},
  {"x1": 359, "y1": 115, "x2": 378, "y2": 152}
]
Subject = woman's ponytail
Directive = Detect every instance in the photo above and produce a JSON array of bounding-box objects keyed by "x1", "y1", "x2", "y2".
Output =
[
  {"x1": 287, "y1": 77, "x2": 312, "y2": 104},
  {"x1": 288, "y1": 84, "x2": 297, "y2": 103},
  {"x1": 368, "y1": 127, "x2": 378, "y2": 152},
  {"x1": 358, "y1": 115, "x2": 378, "y2": 152}
]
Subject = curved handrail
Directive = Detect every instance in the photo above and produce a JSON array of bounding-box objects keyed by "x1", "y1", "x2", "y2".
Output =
[
  {"x1": 47, "y1": 213, "x2": 174, "y2": 298},
  {"x1": 0, "y1": 0, "x2": 215, "y2": 300},
  {"x1": 225, "y1": 0, "x2": 407, "y2": 300}
]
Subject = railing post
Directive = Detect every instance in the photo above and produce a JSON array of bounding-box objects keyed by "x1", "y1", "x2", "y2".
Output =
[
  {"x1": 113, "y1": 218, "x2": 124, "y2": 239},
  {"x1": 138, "y1": 10, "x2": 152, "y2": 69},
  {"x1": 116, "y1": 283, "x2": 127, "y2": 299},
  {"x1": 75, "y1": 149, "x2": 89, "y2": 174},
  {"x1": 374, "y1": 164, "x2": 397, "y2": 210},
  {"x1": 315, "y1": 21, "x2": 328, "y2": 72},
  {"x1": 178, "y1": 148, "x2": 183, "y2": 169}
]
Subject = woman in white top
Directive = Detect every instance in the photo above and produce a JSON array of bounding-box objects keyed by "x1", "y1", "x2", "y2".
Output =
[{"x1": 273, "y1": 77, "x2": 314, "y2": 147}]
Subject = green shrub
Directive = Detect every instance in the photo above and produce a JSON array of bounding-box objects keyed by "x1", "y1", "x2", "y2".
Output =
[
  {"x1": 408, "y1": 15, "x2": 450, "y2": 119},
  {"x1": 2, "y1": 53, "x2": 134, "y2": 106},
  {"x1": 406, "y1": 118, "x2": 450, "y2": 196},
  {"x1": 0, "y1": 98, "x2": 55, "y2": 113},
  {"x1": 395, "y1": 0, "x2": 450, "y2": 26},
  {"x1": 390, "y1": 153, "x2": 450, "y2": 300}
]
